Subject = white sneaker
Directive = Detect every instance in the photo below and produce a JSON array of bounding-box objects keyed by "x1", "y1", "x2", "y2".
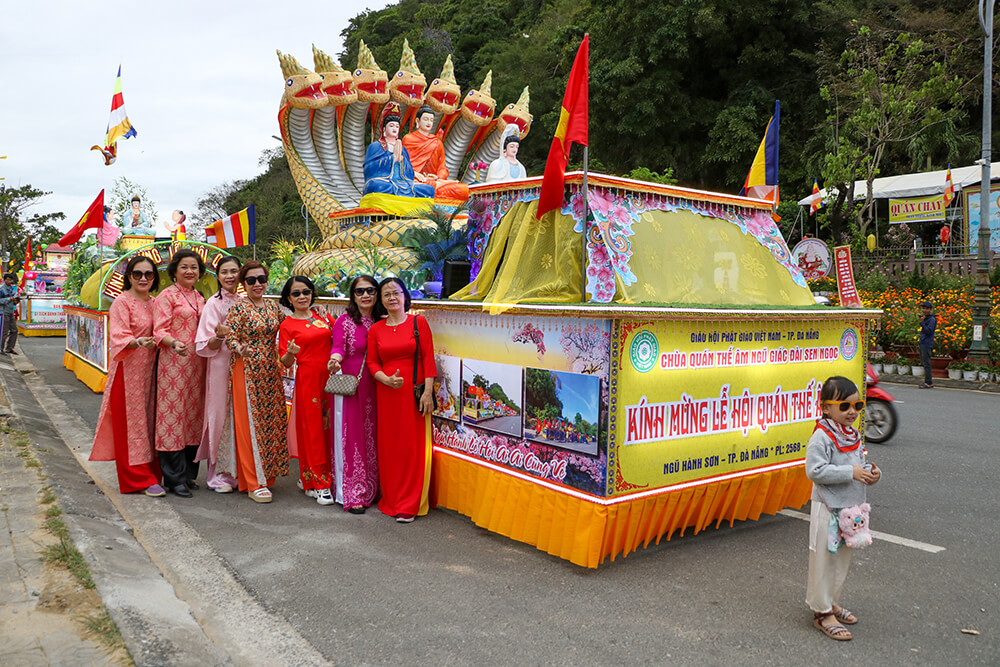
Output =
[
  {"x1": 316, "y1": 489, "x2": 335, "y2": 505},
  {"x1": 297, "y1": 478, "x2": 317, "y2": 498}
]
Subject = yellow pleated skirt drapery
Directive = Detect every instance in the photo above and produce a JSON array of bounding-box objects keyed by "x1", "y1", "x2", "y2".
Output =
[
  {"x1": 431, "y1": 447, "x2": 812, "y2": 568},
  {"x1": 63, "y1": 350, "x2": 107, "y2": 393}
]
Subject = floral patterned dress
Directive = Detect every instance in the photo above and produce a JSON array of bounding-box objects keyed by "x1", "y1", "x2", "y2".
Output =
[
  {"x1": 279, "y1": 314, "x2": 332, "y2": 490},
  {"x1": 218, "y1": 298, "x2": 288, "y2": 491}
]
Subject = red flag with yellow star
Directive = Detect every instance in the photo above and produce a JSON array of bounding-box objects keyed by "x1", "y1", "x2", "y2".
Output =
[
  {"x1": 58, "y1": 190, "x2": 105, "y2": 246},
  {"x1": 537, "y1": 35, "x2": 589, "y2": 219}
]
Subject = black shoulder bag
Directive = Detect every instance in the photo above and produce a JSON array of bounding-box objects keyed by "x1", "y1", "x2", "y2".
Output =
[{"x1": 412, "y1": 315, "x2": 437, "y2": 411}]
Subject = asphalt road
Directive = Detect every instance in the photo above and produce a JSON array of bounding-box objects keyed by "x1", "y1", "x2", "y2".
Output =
[
  {"x1": 472, "y1": 414, "x2": 522, "y2": 438},
  {"x1": 21, "y1": 336, "x2": 1000, "y2": 664}
]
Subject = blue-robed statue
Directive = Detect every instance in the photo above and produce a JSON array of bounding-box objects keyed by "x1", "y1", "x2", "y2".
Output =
[{"x1": 362, "y1": 104, "x2": 435, "y2": 200}]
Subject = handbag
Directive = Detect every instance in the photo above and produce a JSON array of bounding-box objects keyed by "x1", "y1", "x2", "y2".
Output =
[
  {"x1": 412, "y1": 315, "x2": 438, "y2": 411},
  {"x1": 325, "y1": 358, "x2": 365, "y2": 396}
]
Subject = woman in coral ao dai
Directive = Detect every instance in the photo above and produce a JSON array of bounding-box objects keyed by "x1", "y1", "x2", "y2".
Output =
[
  {"x1": 90, "y1": 256, "x2": 165, "y2": 497},
  {"x1": 366, "y1": 277, "x2": 436, "y2": 523}
]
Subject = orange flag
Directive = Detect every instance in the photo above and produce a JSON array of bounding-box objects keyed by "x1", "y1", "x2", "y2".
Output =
[
  {"x1": 536, "y1": 35, "x2": 589, "y2": 219},
  {"x1": 943, "y1": 165, "x2": 955, "y2": 206},
  {"x1": 58, "y1": 190, "x2": 106, "y2": 246}
]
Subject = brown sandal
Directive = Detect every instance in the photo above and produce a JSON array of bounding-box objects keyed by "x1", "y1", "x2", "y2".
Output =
[
  {"x1": 832, "y1": 606, "x2": 858, "y2": 625},
  {"x1": 814, "y1": 612, "x2": 852, "y2": 641}
]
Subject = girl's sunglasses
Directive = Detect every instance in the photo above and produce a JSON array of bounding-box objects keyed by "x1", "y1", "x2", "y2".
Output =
[
  {"x1": 244, "y1": 275, "x2": 267, "y2": 285},
  {"x1": 823, "y1": 400, "x2": 865, "y2": 412},
  {"x1": 353, "y1": 286, "x2": 377, "y2": 296},
  {"x1": 290, "y1": 289, "x2": 312, "y2": 298},
  {"x1": 130, "y1": 270, "x2": 155, "y2": 281}
]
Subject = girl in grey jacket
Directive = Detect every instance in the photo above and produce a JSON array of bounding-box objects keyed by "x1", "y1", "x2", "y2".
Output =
[{"x1": 805, "y1": 376, "x2": 881, "y2": 641}]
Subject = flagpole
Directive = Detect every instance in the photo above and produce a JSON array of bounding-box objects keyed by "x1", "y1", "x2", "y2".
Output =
[{"x1": 581, "y1": 145, "x2": 589, "y2": 301}]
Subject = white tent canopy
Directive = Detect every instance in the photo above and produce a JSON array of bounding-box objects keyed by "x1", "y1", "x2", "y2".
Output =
[{"x1": 797, "y1": 162, "x2": 1000, "y2": 205}]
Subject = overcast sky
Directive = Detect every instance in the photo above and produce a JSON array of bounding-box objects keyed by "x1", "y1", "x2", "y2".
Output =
[{"x1": 1, "y1": 0, "x2": 393, "y2": 233}]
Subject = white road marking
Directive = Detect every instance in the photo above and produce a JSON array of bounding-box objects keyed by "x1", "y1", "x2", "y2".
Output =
[{"x1": 778, "y1": 509, "x2": 946, "y2": 553}]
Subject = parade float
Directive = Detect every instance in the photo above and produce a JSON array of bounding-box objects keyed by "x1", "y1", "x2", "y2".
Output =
[
  {"x1": 275, "y1": 43, "x2": 880, "y2": 568},
  {"x1": 62, "y1": 237, "x2": 233, "y2": 392},
  {"x1": 18, "y1": 243, "x2": 72, "y2": 337}
]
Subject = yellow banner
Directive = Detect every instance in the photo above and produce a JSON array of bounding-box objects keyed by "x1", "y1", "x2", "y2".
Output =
[
  {"x1": 611, "y1": 318, "x2": 867, "y2": 494},
  {"x1": 888, "y1": 195, "x2": 945, "y2": 224}
]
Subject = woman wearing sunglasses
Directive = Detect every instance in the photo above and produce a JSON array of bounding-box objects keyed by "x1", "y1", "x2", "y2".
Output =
[
  {"x1": 327, "y1": 275, "x2": 380, "y2": 513},
  {"x1": 153, "y1": 249, "x2": 208, "y2": 498},
  {"x1": 219, "y1": 261, "x2": 288, "y2": 503},
  {"x1": 279, "y1": 276, "x2": 334, "y2": 505},
  {"x1": 90, "y1": 256, "x2": 166, "y2": 497},
  {"x1": 366, "y1": 277, "x2": 437, "y2": 523},
  {"x1": 194, "y1": 255, "x2": 242, "y2": 493}
]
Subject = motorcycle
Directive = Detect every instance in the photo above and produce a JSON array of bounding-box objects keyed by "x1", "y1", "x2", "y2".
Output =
[{"x1": 864, "y1": 362, "x2": 897, "y2": 444}]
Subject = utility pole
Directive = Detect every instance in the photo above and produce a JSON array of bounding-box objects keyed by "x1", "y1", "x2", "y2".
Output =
[{"x1": 972, "y1": 0, "x2": 996, "y2": 359}]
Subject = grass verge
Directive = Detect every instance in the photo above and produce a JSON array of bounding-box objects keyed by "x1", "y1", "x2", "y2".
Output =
[
  {"x1": 41, "y1": 522, "x2": 96, "y2": 590},
  {"x1": 80, "y1": 609, "x2": 129, "y2": 657}
]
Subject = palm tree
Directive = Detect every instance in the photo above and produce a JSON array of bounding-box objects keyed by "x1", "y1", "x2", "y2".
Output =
[{"x1": 399, "y1": 205, "x2": 468, "y2": 283}]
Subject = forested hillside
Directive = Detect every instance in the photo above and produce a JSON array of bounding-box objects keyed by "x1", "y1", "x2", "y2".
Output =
[{"x1": 201, "y1": 0, "x2": 995, "y2": 255}]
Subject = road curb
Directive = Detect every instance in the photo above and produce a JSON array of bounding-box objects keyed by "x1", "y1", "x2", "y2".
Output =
[
  {"x1": 879, "y1": 373, "x2": 1000, "y2": 392},
  {"x1": 0, "y1": 348, "x2": 329, "y2": 666}
]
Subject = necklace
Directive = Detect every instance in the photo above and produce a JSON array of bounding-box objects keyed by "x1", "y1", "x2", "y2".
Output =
[
  {"x1": 386, "y1": 314, "x2": 407, "y2": 331},
  {"x1": 177, "y1": 285, "x2": 202, "y2": 314}
]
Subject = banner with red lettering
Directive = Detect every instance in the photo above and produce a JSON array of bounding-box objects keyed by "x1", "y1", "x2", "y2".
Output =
[
  {"x1": 833, "y1": 245, "x2": 864, "y2": 308},
  {"x1": 611, "y1": 317, "x2": 866, "y2": 494}
]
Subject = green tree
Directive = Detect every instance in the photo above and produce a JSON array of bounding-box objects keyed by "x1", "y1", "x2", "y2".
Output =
[
  {"x1": 525, "y1": 368, "x2": 562, "y2": 420},
  {"x1": 0, "y1": 184, "x2": 65, "y2": 265},
  {"x1": 817, "y1": 23, "x2": 965, "y2": 240}
]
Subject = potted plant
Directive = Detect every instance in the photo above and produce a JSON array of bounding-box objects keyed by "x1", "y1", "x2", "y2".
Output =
[
  {"x1": 961, "y1": 361, "x2": 978, "y2": 382},
  {"x1": 400, "y1": 205, "x2": 469, "y2": 298},
  {"x1": 976, "y1": 358, "x2": 993, "y2": 382},
  {"x1": 869, "y1": 351, "x2": 884, "y2": 374},
  {"x1": 895, "y1": 356, "x2": 911, "y2": 375},
  {"x1": 946, "y1": 359, "x2": 964, "y2": 380},
  {"x1": 882, "y1": 351, "x2": 898, "y2": 375}
]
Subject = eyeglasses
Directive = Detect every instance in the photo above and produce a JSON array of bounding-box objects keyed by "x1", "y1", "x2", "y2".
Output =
[
  {"x1": 290, "y1": 289, "x2": 312, "y2": 298},
  {"x1": 383, "y1": 290, "x2": 404, "y2": 299},
  {"x1": 823, "y1": 400, "x2": 865, "y2": 412},
  {"x1": 353, "y1": 286, "x2": 377, "y2": 296},
  {"x1": 244, "y1": 275, "x2": 267, "y2": 285},
  {"x1": 130, "y1": 270, "x2": 155, "y2": 281}
]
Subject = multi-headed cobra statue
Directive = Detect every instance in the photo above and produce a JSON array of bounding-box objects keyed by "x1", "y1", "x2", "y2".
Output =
[{"x1": 276, "y1": 40, "x2": 533, "y2": 277}]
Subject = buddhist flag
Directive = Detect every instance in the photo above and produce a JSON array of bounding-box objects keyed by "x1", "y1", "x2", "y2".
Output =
[
  {"x1": 537, "y1": 35, "x2": 589, "y2": 219},
  {"x1": 58, "y1": 190, "x2": 106, "y2": 246},
  {"x1": 809, "y1": 179, "x2": 823, "y2": 215},
  {"x1": 91, "y1": 65, "x2": 137, "y2": 166},
  {"x1": 740, "y1": 100, "x2": 781, "y2": 208},
  {"x1": 943, "y1": 164, "x2": 955, "y2": 206},
  {"x1": 206, "y1": 206, "x2": 255, "y2": 249}
]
